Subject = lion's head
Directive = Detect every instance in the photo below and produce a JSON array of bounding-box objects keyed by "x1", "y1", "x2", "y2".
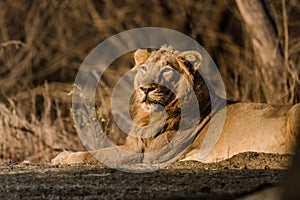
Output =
[{"x1": 129, "y1": 46, "x2": 211, "y2": 130}]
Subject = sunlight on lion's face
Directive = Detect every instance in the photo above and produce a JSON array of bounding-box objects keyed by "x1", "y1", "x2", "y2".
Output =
[{"x1": 134, "y1": 51, "x2": 182, "y2": 113}]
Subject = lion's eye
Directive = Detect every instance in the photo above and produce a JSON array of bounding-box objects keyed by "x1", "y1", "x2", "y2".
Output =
[
  {"x1": 140, "y1": 64, "x2": 147, "y2": 73},
  {"x1": 162, "y1": 66, "x2": 173, "y2": 73}
]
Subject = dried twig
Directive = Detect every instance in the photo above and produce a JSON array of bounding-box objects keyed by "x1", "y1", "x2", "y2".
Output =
[{"x1": 0, "y1": 40, "x2": 25, "y2": 49}]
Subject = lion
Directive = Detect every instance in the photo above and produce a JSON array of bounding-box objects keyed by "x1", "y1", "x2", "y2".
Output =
[{"x1": 51, "y1": 46, "x2": 300, "y2": 166}]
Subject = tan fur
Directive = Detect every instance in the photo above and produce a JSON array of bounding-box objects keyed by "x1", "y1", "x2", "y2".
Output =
[
  {"x1": 183, "y1": 103, "x2": 299, "y2": 163},
  {"x1": 51, "y1": 47, "x2": 299, "y2": 165}
]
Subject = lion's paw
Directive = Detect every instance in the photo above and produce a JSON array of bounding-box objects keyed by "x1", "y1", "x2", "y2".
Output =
[{"x1": 51, "y1": 150, "x2": 99, "y2": 165}]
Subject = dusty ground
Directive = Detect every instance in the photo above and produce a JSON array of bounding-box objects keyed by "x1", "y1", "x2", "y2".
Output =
[{"x1": 0, "y1": 152, "x2": 293, "y2": 200}]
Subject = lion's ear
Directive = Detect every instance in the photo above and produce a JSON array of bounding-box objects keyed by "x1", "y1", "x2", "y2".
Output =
[
  {"x1": 180, "y1": 51, "x2": 202, "y2": 70},
  {"x1": 132, "y1": 49, "x2": 150, "y2": 70}
]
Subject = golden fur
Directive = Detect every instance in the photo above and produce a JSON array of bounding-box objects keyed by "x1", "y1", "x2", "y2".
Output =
[{"x1": 52, "y1": 47, "x2": 300, "y2": 165}]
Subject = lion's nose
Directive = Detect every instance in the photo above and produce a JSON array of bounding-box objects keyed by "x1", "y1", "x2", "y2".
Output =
[{"x1": 140, "y1": 85, "x2": 155, "y2": 94}]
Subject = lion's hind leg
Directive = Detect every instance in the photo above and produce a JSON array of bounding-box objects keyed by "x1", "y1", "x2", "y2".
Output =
[{"x1": 286, "y1": 104, "x2": 300, "y2": 153}]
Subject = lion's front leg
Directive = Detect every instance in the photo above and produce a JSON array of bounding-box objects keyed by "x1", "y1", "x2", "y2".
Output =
[
  {"x1": 51, "y1": 145, "x2": 144, "y2": 166},
  {"x1": 51, "y1": 150, "x2": 99, "y2": 165}
]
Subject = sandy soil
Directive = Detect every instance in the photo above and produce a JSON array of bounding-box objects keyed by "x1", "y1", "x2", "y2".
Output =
[{"x1": 0, "y1": 152, "x2": 293, "y2": 200}]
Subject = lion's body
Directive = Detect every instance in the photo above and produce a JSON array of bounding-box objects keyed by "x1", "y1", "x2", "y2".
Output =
[
  {"x1": 51, "y1": 47, "x2": 300, "y2": 165},
  {"x1": 184, "y1": 103, "x2": 299, "y2": 163}
]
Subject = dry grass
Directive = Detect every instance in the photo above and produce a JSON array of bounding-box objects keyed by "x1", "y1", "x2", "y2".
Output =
[{"x1": 0, "y1": 0, "x2": 299, "y2": 162}]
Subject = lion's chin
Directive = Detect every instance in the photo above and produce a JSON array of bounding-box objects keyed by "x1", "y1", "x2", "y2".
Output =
[{"x1": 141, "y1": 102, "x2": 164, "y2": 113}]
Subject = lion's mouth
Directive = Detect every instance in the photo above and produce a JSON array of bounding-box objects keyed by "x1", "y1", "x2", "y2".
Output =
[
  {"x1": 140, "y1": 93, "x2": 163, "y2": 112},
  {"x1": 140, "y1": 93, "x2": 176, "y2": 113},
  {"x1": 141, "y1": 102, "x2": 164, "y2": 112},
  {"x1": 137, "y1": 85, "x2": 176, "y2": 112},
  {"x1": 142, "y1": 95, "x2": 162, "y2": 104}
]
